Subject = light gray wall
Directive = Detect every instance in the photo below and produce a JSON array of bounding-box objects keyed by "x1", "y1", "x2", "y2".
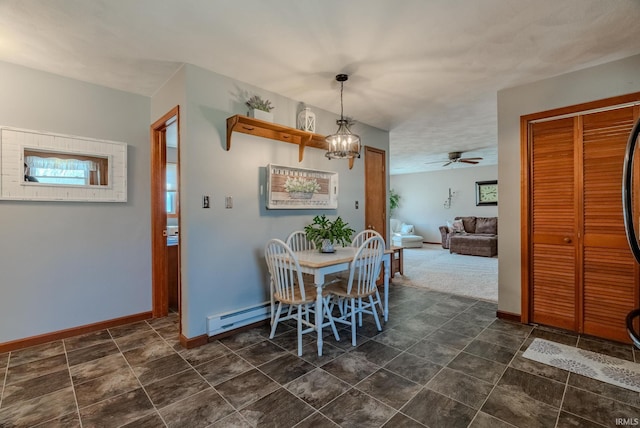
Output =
[
  {"x1": 0, "y1": 61, "x2": 151, "y2": 343},
  {"x1": 497, "y1": 54, "x2": 640, "y2": 315},
  {"x1": 390, "y1": 165, "x2": 498, "y2": 242},
  {"x1": 152, "y1": 64, "x2": 390, "y2": 338}
]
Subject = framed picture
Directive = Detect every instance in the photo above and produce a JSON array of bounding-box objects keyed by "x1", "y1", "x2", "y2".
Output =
[
  {"x1": 0, "y1": 126, "x2": 127, "y2": 202},
  {"x1": 266, "y1": 164, "x2": 338, "y2": 209},
  {"x1": 476, "y1": 180, "x2": 498, "y2": 206}
]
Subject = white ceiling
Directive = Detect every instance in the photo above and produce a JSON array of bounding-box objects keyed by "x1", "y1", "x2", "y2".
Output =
[{"x1": 1, "y1": 0, "x2": 639, "y2": 174}]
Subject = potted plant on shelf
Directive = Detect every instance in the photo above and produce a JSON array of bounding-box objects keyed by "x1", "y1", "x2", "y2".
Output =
[
  {"x1": 246, "y1": 95, "x2": 275, "y2": 122},
  {"x1": 304, "y1": 214, "x2": 355, "y2": 253}
]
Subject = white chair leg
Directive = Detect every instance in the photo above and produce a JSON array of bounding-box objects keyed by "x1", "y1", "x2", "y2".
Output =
[
  {"x1": 297, "y1": 304, "x2": 303, "y2": 356},
  {"x1": 323, "y1": 296, "x2": 340, "y2": 341},
  {"x1": 370, "y1": 295, "x2": 382, "y2": 331},
  {"x1": 351, "y1": 298, "x2": 357, "y2": 346},
  {"x1": 358, "y1": 297, "x2": 363, "y2": 327},
  {"x1": 270, "y1": 302, "x2": 283, "y2": 339}
]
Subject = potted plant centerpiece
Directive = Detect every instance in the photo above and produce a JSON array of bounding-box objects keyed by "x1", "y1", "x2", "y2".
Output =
[
  {"x1": 304, "y1": 214, "x2": 355, "y2": 253},
  {"x1": 246, "y1": 95, "x2": 275, "y2": 122}
]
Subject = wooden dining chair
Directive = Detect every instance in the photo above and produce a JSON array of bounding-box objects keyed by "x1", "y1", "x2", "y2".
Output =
[
  {"x1": 264, "y1": 238, "x2": 339, "y2": 356},
  {"x1": 325, "y1": 235, "x2": 385, "y2": 346}
]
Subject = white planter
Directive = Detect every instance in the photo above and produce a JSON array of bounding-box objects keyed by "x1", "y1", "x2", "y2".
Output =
[{"x1": 249, "y1": 109, "x2": 273, "y2": 122}]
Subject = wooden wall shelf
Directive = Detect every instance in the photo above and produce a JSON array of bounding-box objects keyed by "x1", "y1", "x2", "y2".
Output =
[{"x1": 226, "y1": 115, "x2": 354, "y2": 169}]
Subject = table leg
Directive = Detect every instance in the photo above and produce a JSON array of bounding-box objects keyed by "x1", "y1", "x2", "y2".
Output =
[
  {"x1": 384, "y1": 255, "x2": 390, "y2": 322},
  {"x1": 315, "y1": 276, "x2": 324, "y2": 356}
]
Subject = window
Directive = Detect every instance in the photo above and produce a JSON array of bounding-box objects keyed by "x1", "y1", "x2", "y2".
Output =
[
  {"x1": 24, "y1": 149, "x2": 109, "y2": 186},
  {"x1": 166, "y1": 162, "x2": 178, "y2": 216}
]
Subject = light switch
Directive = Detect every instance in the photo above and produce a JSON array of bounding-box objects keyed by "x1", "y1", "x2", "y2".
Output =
[
  {"x1": 203, "y1": 195, "x2": 210, "y2": 208},
  {"x1": 355, "y1": 201, "x2": 359, "y2": 209},
  {"x1": 225, "y1": 196, "x2": 233, "y2": 209}
]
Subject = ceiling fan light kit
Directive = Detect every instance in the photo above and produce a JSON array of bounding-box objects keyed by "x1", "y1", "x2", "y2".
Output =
[{"x1": 325, "y1": 74, "x2": 361, "y2": 160}]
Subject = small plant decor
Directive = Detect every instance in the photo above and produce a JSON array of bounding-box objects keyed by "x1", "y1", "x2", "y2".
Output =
[
  {"x1": 304, "y1": 215, "x2": 355, "y2": 252},
  {"x1": 246, "y1": 95, "x2": 274, "y2": 112}
]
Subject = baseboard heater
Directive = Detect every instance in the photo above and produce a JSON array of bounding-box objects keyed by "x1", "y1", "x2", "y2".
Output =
[{"x1": 207, "y1": 302, "x2": 271, "y2": 336}]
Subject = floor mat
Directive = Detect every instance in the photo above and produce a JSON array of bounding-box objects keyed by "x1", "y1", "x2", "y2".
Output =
[{"x1": 523, "y1": 338, "x2": 640, "y2": 392}]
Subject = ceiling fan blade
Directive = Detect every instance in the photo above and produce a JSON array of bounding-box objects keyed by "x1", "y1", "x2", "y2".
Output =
[
  {"x1": 460, "y1": 157, "x2": 483, "y2": 161},
  {"x1": 442, "y1": 161, "x2": 453, "y2": 167},
  {"x1": 459, "y1": 159, "x2": 479, "y2": 164}
]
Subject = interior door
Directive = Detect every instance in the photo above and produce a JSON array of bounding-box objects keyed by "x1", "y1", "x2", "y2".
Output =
[
  {"x1": 582, "y1": 107, "x2": 639, "y2": 342},
  {"x1": 364, "y1": 146, "x2": 387, "y2": 241},
  {"x1": 529, "y1": 117, "x2": 579, "y2": 331}
]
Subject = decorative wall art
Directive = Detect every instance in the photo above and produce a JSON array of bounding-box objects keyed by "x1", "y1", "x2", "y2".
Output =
[
  {"x1": 0, "y1": 127, "x2": 127, "y2": 202},
  {"x1": 266, "y1": 164, "x2": 338, "y2": 209}
]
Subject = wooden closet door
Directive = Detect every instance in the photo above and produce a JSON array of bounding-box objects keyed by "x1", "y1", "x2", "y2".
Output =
[
  {"x1": 530, "y1": 117, "x2": 579, "y2": 331},
  {"x1": 582, "y1": 107, "x2": 639, "y2": 342}
]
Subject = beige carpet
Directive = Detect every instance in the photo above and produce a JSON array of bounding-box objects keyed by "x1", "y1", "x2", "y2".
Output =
[{"x1": 392, "y1": 244, "x2": 498, "y2": 302}]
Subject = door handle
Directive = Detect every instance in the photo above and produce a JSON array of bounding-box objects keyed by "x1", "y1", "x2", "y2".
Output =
[{"x1": 563, "y1": 237, "x2": 572, "y2": 243}]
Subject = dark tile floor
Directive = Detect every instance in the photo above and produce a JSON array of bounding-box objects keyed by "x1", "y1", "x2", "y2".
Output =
[{"x1": 1, "y1": 285, "x2": 639, "y2": 427}]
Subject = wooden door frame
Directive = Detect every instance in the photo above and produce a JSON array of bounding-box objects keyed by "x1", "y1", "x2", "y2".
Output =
[
  {"x1": 521, "y1": 92, "x2": 640, "y2": 325},
  {"x1": 151, "y1": 106, "x2": 180, "y2": 319}
]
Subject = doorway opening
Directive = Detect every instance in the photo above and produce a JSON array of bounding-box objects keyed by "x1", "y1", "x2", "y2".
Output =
[{"x1": 151, "y1": 106, "x2": 181, "y2": 326}]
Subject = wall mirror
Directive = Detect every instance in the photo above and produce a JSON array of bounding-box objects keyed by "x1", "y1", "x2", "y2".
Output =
[{"x1": 1, "y1": 127, "x2": 127, "y2": 202}]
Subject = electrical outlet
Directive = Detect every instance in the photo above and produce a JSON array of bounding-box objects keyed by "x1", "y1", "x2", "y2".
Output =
[
  {"x1": 202, "y1": 195, "x2": 210, "y2": 208},
  {"x1": 355, "y1": 201, "x2": 359, "y2": 209}
]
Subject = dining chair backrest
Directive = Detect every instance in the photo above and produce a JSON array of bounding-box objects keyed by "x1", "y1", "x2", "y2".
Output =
[
  {"x1": 347, "y1": 235, "x2": 385, "y2": 296},
  {"x1": 265, "y1": 238, "x2": 308, "y2": 302},
  {"x1": 286, "y1": 230, "x2": 316, "y2": 252},
  {"x1": 350, "y1": 229, "x2": 383, "y2": 248}
]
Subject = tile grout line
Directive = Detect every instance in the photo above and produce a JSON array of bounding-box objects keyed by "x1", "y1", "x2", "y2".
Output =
[
  {"x1": 0, "y1": 352, "x2": 8, "y2": 410},
  {"x1": 62, "y1": 339, "x2": 84, "y2": 428},
  {"x1": 465, "y1": 322, "x2": 532, "y2": 427}
]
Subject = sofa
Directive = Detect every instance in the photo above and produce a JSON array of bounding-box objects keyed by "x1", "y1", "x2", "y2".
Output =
[
  {"x1": 391, "y1": 218, "x2": 424, "y2": 248},
  {"x1": 438, "y1": 216, "x2": 497, "y2": 257}
]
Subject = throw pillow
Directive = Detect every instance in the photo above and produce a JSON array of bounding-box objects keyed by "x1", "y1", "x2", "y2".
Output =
[
  {"x1": 400, "y1": 224, "x2": 414, "y2": 234},
  {"x1": 446, "y1": 221, "x2": 454, "y2": 233},
  {"x1": 452, "y1": 219, "x2": 465, "y2": 233}
]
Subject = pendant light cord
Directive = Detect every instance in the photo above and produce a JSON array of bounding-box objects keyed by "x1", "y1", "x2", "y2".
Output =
[{"x1": 340, "y1": 81, "x2": 344, "y2": 121}]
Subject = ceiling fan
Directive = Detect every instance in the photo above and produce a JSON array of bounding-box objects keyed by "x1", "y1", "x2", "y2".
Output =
[{"x1": 429, "y1": 151, "x2": 483, "y2": 167}]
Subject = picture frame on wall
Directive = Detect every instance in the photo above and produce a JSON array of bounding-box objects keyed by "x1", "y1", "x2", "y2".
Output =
[
  {"x1": 266, "y1": 164, "x2": 338, "y2": 209},
  {"x1": 476, "y1": 180, "x2": 498, "y2": 206}
]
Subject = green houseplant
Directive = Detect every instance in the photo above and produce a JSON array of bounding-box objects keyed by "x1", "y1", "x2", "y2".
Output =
[
  {"x1": 246, "y1": 95, "x2": 275, "y2": 122},
  {"x1": 389, "y1": 189, "x2": 400, "y2": 216},
  {"x1": 246, "y1": 95, "x2": 274, "y2": 112},
  {"x1": 304, "y1": 215, "x2": 355, "y2": 252}
]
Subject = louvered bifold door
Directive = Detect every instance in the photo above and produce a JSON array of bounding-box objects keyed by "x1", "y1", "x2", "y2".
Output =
[
  {"x1": 582, "y1": 106, "x2": 640, "y2": 342},
  {"x1": 530, "y1": 117, "x2": 579, "y2": 331}
]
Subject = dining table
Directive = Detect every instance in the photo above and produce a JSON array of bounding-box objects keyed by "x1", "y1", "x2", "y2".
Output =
[{"x1": 292, "y1": 246, "x2": 392, "y2": 356}]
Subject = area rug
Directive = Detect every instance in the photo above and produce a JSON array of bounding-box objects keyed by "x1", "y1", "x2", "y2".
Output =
[
  {"x1": 523, "y1": 338, "x2": 640, "y2": 392},
  {"x1": 392, "y1": 244, "x2": 498, "y2": 302}
]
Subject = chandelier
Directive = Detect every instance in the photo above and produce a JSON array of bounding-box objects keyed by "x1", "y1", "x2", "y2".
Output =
[{"x1": 325, "y1": 74, "x2": 361, "y2": 160}]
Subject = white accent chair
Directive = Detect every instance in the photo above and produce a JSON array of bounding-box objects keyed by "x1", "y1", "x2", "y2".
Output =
[
  {"x1": 264, "y1": 239, "x2": 339, "y2": 356},
  {"x1": 325, "y1": 235, "x2": 385, "y2": 346},
  {"x1": 390, "y1": 218, "x2": 424, "y2": 248}
]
